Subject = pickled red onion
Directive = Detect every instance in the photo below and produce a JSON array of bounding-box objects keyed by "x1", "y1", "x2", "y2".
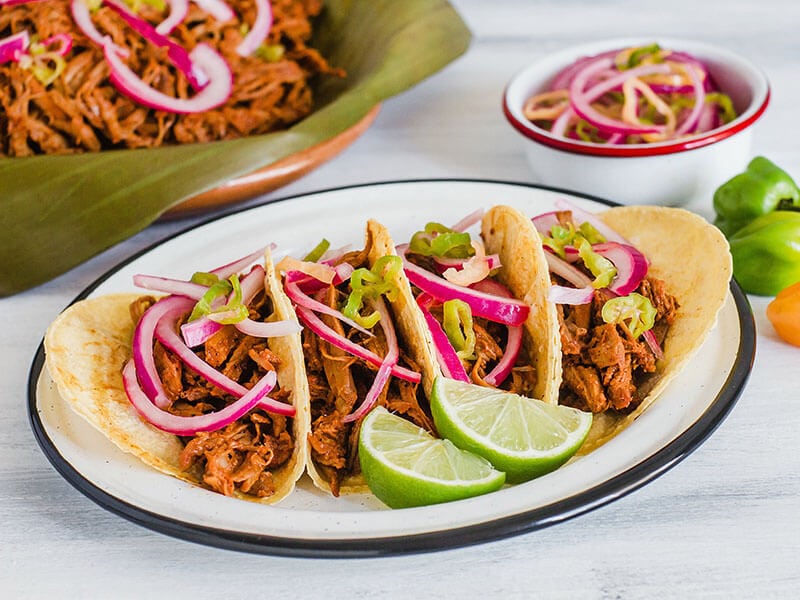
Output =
[
  {"x1": 70, "y1": 0, "x2": 129, "y2": 58},
  {"x1": 284, "y1": 279, "x2": 373, "y2": 337},
  {"x1": 293, "y1": 305, "x2": 421, "y2": 383},
  {"x1": 0, "y1": 31, "x2": 29, "y2": 63},
  {"x1": 236, "y1": 0, "x2": 273, "y2": 57},
  {"x1": 192, "y1": 0, "x2": 235, "y2": 22},
  {"x1": 469, "y1": 278, "x2": 523, "y2": 387},
  {"x1": 132, "y1": 295, "x2": 195, "y2": 409},
  {"x1": 416, "y1": 293, "x2": 470, "y2": 382},
  {"x1": 123, "y1": 360, "x2": 280, "y2": 435},
  {"x1": 133, "y1": 274, "x2": 208, "y2": 299},
  {"x1": 103, "y1": 41, "x2": 232, "y2": 113},
  {"x1": 155, "y1": 0, "x2": 189, "y2": 35},
  {"x1": 593, "y1": 242, "x2": 649, "y2": 295},
  {"x1": 399, "y1": 246, "x2": 529, "y2": 327},
  {"x1": 343, "y1": 298, "x2": 398, "y2": 423},
  {"x1": 103, "y1": 0, "x2": 210, "y2": 90}
]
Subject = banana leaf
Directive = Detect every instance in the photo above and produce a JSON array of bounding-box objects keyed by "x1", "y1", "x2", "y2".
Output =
[{"x1": 0, "y1": 0, "x2": 471, "y2": 296}]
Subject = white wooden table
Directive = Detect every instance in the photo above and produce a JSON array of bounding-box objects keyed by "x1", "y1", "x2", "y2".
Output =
[{"x1": 2, "y1": 0, "x2": 799, "y2": 596}]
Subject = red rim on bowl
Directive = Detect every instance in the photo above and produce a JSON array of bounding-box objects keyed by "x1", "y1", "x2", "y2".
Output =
[{"x1": 503, "y1": 39, "x2": 770, "y2": 158}]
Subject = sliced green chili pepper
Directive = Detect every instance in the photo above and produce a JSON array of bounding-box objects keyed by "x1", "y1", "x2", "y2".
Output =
[
  {"x1": 442, "y1": 299, "x2": 476, "y2": 360},
  {"x1": 617, "y1": 43, "x2": 661, "y2": 70},
  {"x1": 188, "y1": 274, "x2": 248, "y2": 323},
  {"x1": 713, "y1": 156, "x2": 800, "y2": 238},
  {"x1": 578, "y1": 239, "x2": 616, "y2": 289},
  {"x1": 190, "y1": 271, "x2": 220, "y2": 287},
  {"x1": 255, "y1": 43, "x2": 285, "y2": 63},
  {"x1": 541, "y1": 221, "x2": 606, "y2": 259},
  {"x1": 705, "y1": 92, "x2": 737, "y2": 124},
  {"x1": 601, "y1": 293, "x2": 657, "y2": 338},
  {"x1": 409, "y1": 222, "x2": 474, "y2": 258},
  {"x1": 342, "y1": 256, "x2": 402, "y2": 329},
  {"x1": 303, "y1": 238, "x2": 331, "y2": 263}
]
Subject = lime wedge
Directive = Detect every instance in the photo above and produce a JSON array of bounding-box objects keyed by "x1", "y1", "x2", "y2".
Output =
[
  {"x1": 358, "y1": 406, "x2": 506, "y2": 508},
  {"x1": 430, "y1": 377, "x2": 592, "y2": 483}
]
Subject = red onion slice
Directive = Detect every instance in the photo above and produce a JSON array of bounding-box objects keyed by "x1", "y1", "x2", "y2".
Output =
[
  {"x1": 548, "y1": 284, "x2": 595, "y2": 305},
  {"x1": 399, "y1": 246, "x2": 529, "y2": 327},
  {"x1": 236, "y1": 0, "x2": 273, "y2": 57},
  {"x1": 449, "y1": 209, "x2": 485, "y2": 232},
  {"x1": 180, "y1": 316, "x2": 222, "y2": 347},
  {"x1": 592, "y1": 242, "x2": 649, "y2": 295},
  {"x1": 416, "y1": 293, "x2": 470, "y2": 382},
  {"x1": 104, "y1": 41, "x2": 232, "y2": 113},
  {"x1": 543, "y1": 251, "x2": 593, "y2": 288},
  {"x1": 0, "y1": 31, "x2": 29, "y2": 63},
  {"x1": 123, "y1": 360, "x2": 279, "y2": 435},
  {"x1": 288, "y1": 263, "x2": 354, "y2": 294},
  {"x1": 132, "y1": 296, "x2": 195, "y2": 409},
  {"x1": 133, "y1": 274, "x2": 208, "y2": 299},
  {"x1": 569, "y1": 58, "x2": 670, "y2": 136},
  {"x1": 531, "y1": 211, "x2": 562, "y2": 235},
  {"x1": 155, "y1": 319, "x2": 248, "y2": 398},
  {"x1": 41, "y1": 33, "x2": 74, "y2": 57},
  {"x1": 70, "y1": 0, "x2": 129, "y2": 58},
  {"x1": 552, "y1": 199, "x2": 631, "y2": 245},
  {"x1": 674, "y1": 63, "x2": 706, "y2": 136},
  {"x1": 643, "y1": 329, "x2": 665, "y2": 360},
  {"x1": 343, "y1": 298, "x2": 399, "y2": 423},
  {"x1": 103, "y1": 0, "x2": 210, "y2": 90},
  {"x1": 155, "y1": 317, "x2": 295, "y2": 414},
  {"x1": 234, "y1": 318, "x2": 301, "y2": 338},
  {"x1": 468, "y1": 279, "x2": 523, "y2": 387},
  {"x1": 192, "y1": 0, "x2": 235, "y2": 22},
  {"x1": 284, "y1": 280, "x2": 374, "y2": 337},
  {"x1": 210, "y1": 245, "x2": 274, "y2": 279},
  {"x1": 156, "y1": 0, "x2": 189, "y2": 35},
  {"x1": 294, "y1": 305, "x2": 421, "y2": 383}
]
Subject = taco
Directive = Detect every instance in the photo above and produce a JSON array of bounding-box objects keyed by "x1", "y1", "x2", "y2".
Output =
[
  {"x1": 278, "y1": 220, "x2": 439, "y2": 496},
  {"x1": 397, "y1": 205, "x2": 561, "y2": 403},
  {"x1": 44, "y1": 249, "x2": 310, "y2": 503},
  {"x1": 531, "y1": 201, "x2": 732, "y2": 452}
]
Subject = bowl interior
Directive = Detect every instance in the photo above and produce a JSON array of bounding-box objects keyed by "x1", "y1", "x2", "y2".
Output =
[{"x1": 504, "y1": 38, "x2": 769, "y2": 154}]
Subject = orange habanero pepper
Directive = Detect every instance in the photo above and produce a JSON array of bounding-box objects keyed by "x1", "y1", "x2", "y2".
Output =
[{"x1": 766, "y1": 281, "x2": 800, "y2": 347}]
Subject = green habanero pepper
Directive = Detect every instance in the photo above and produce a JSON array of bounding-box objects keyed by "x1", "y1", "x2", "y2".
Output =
[
  {"x1": 713, "y1": 156, "x2": 800, "y2": 238},
  {"x1": 729, "y1": 211, "x2": 800, "y2": 296}
]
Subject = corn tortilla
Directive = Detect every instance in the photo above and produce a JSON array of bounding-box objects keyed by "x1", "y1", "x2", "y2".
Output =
[{"x1": 44, "y1": 250, "x2": 310, "y2": 504}]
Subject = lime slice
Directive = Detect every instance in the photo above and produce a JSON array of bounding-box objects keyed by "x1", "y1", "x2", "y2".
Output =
[
  {"x1": 358, "y1": 406, "x2": 506, "y2": 508},
  {"x1": 430, "y1": 377, "x2": 592, "y2": 483}
]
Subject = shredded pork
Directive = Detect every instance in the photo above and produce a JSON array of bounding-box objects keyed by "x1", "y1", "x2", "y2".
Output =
[
  {"x1": 1, "y1": 0, "x2": 343, "y2": 156},
  {"x1": 558, "y1": 277, "x2": 678, "y2": 413},
  {"x1": 133, "y1": 290, "x2": 295, "y2": 499},
  {"x1": 303, "y1": 244, "x2": 435, "y2": 496}
]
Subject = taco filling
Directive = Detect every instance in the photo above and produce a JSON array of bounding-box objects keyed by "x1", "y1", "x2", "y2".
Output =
[
  {"x1": 532, "y1": 201, "x2": 679, "y2": 414},
  {"x1": 280, "y1": 223, "x2": 435, "y2": 496},
  {"x1": 44, "y1": 249, "x2": 308, "y2": 503},
  {"x1": 399, "y1": 215, "x2": 536, "y2": 394},
  {"x1": 134, "y1": 285, "x2": 294, "y2": 498}
]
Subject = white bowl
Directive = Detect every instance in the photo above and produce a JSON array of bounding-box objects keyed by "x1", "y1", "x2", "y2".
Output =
[{"x1": 503, "y1": 38, "x2": 770, "y2": 206}]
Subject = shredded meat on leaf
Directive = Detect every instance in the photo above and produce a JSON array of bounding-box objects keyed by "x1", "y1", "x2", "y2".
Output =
[{"x1": 1, "y1": 0, "x2": 343, "y2": 156}]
